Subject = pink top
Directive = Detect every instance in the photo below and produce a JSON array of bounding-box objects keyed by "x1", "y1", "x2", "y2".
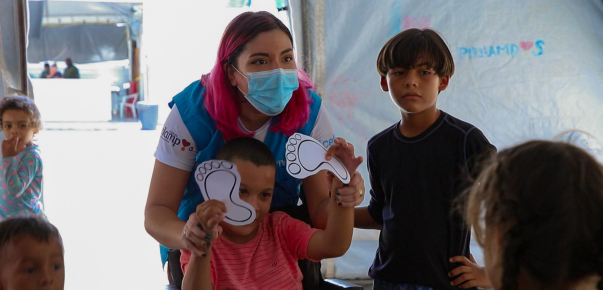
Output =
[{"x1": 181, "y1": 211, "x2": 319, "y2": 290}]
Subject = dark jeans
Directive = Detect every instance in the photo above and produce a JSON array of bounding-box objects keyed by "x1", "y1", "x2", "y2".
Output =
[{"x1": 167, "y1": 204, "x2": 323, "y2": 289}]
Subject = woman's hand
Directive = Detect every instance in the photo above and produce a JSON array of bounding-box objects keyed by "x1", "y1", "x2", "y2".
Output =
[
  {"x1": 182, "y1": 201, "x2": 225, "y2": 258},
  {"x1": 325, "y1": 137, "x2": 363, "y2": 173},
  {"x1": 330, "y1": 171, "x2": 366, "y2": 207}
]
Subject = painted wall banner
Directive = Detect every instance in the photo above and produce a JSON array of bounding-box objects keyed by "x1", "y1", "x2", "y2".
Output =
[{"x1": 458, "y1": 40, "x2": 545, "y2": 59}]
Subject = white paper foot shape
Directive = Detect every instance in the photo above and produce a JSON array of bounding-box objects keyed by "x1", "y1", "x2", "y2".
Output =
[
  {"x1": 286, "y1": 133, "x2": 351, "y2": 184},
  {"x1": 195, "y1": 160, "x2": 256, "y2": 226}
]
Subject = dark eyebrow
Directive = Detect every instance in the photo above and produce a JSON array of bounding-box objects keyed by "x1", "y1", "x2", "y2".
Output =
[
  {"x1": 249, "y1": 52, "x2": 269, "y2": 58},
  {"x1": 414, "y1": 62, "x2": 433, "y2": 68},
  {"x1": 249, "y1": 49, "x2": 293, "y2": 58}
]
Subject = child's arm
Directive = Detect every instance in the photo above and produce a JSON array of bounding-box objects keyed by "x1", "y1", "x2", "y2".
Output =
[
  {"x1": 1, "y1": 146, "x2": 41, "y2": 198},
  {"x1": 307, "y1": 139, "x2": 364, "y2": 259},
  {"x1": 181, "y1": 200, "x2": 225, "y2": 290},
  {"x1": 306, "y1": 174, "x2": 355, "y2": 259},
  {"x1": 448, "y1": 253, "x2": 492, "y2": 289},
  {"x1": 182, "y1": 253, "x2": 213, "y2": 290}
]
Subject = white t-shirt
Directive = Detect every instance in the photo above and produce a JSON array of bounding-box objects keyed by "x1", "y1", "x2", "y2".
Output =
[{"x1": 154, "y1": 104, "x2": 336, "y2": 171}]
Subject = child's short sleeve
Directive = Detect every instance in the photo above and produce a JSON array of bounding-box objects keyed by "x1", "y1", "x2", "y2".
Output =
[
  {"x1": 274, "y1": 212, "x2": 319, "y2": 261},
  {"x1": 465, "y1": 128, "x2": 496, "y2": 179},
  {"x1": 366, "y1": 145, "x2": 385, "y2": 224},
  {"x1": 180, "y1": 249, "x2": 191, "y2": 274}
]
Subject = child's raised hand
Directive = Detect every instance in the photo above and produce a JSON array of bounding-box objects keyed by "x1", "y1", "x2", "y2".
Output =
[
  {"x1": 325, "y1": 137, "x2": 363, "y2": 174},
  {"x1": 325, "y1": 138, "x2": 365, "y2": 208},
  {"x1": 1, "y1": 137, "x2": 26, "y2": 157},
  {"x1": 182, "y1": 201, "x2": 226, "y2": 258},
  {"x1": 448, "y1": 253, "x2": 492, "y2": 289},
  {"x1": 197, "y1": 200, "x2": 226, "y2": 238}
]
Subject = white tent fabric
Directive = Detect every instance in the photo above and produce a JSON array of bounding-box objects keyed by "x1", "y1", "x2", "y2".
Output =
[{"x1": 299, "y1": 0, "x2": 603, "y2": 279}]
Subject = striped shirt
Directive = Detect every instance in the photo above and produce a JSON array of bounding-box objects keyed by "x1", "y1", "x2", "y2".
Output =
[{"x1": 181, "y1": 211, "x2": 319, "y2": 290}]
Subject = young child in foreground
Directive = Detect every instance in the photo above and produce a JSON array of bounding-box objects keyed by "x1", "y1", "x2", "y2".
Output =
[
  {"x1": 0, "y1": 216, "x2": 65, "y2": 290},
  {"x1": 0, "y1": 96, "x2": 45, "y2": 221},
  {"x1": 464, "y1": 140, "x2": 602, "y2": 290},
  {"x1": 180, "y1": 137, "x2": 362, "y2": 290},
  {"x1": 353, "y1": 28, "x2": 496, "y2": 290}
]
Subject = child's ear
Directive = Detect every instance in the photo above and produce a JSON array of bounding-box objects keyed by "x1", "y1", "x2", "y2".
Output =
[
  {"x1": 438, "y1": 76, "x2": 450, "y2": 91},
  {"x1": 380, "y1": 76, "x2": 389, "y2": 92}
]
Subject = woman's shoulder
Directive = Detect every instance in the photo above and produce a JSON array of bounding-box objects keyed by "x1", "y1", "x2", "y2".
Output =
[
  {"x1": 171, "y1": 80, "x2": 211, "y2": 119},
  {"x1": 175, "y1": 80, "x2": 206, "y2": 100},
  {"x1": 306, "y1": 89, "x2": 322, "y2": 103}
]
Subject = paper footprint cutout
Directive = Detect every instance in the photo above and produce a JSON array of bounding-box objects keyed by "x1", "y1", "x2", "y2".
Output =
[
  {"x1": 286, "y1": 133, "x2": 351, "y2": 184},
  {"x1": 195, "y1": 160, "x2": 256, "y2": 226}
]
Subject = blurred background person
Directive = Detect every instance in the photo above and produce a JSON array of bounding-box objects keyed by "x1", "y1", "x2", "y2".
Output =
[
  {"x1": 38, "y1": 63, "x2": 50, "y2": 78},
  {"x1": 63, "y1": 58, "x2": 79, "y2": 79},
  {"x1": 47, "y1": 64, "x2": 62, "y2": 78}
]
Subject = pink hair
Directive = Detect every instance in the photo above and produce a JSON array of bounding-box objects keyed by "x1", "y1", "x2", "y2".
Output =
[{"x1": 201, "y1": 11, "x2": 313, "y2": 141}]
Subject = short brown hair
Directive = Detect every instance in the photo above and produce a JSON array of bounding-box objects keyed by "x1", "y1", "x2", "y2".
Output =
[
  {"x1": 376, "y1": 28, "x2": 454, "y2": 78},
  {"x1": 0, "y1": 96, "x2": 42, "y2": 132},
  {"x1": 217, "y1": 137, "x2": 275, "y2": 168},
  {"x1": 0, "y1": 217, "x2": 63, "y2": 265}
]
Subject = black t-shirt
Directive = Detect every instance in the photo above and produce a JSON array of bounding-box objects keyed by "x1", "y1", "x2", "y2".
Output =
[{"x1": 366, "y1": 111, "x2": 496, "y2": 290}]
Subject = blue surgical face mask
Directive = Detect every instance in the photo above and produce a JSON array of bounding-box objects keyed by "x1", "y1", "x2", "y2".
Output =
[{"x1": 232, "y1": 66, "x2": 299, "y2": 116}]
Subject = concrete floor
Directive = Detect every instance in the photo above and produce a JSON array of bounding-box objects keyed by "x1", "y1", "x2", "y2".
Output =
[{"x1": 38, "y1": 122, "x2": 167, "y2": 289}]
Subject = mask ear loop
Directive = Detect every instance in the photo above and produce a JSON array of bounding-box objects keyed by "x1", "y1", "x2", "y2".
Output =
[
  {"x1": 230, "y1": 64, "x2": 249, "y2": 104},
  {"x1": 230, "y1": 64, "x2": 249, "y2": 80}
]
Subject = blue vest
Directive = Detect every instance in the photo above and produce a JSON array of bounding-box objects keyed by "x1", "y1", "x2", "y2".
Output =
[{"x1": 160, "y1": 80, "x2": 322, "y2": 264}]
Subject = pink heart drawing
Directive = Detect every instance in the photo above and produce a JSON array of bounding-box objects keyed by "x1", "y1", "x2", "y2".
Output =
[
  {"x1": 403, "y1": 15, "x2": 431, "y2": 30},
  {"x1": 519, "y1": 41, "x2": 533, "y2": 51}
]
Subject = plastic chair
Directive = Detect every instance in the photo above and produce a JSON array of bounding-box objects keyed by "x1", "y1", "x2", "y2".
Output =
[{"x1": 119, "y1": 93, "x2": 139, "y2": 119}]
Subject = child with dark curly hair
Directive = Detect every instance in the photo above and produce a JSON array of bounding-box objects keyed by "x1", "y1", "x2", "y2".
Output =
[{"x1": 0, "y1": 96, "x2": 44, "y2": 221}]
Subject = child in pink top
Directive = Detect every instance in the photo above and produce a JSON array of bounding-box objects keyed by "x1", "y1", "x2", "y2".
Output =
[{"x1": 180, "y1": 137, "x2": 362, "y2": 290}]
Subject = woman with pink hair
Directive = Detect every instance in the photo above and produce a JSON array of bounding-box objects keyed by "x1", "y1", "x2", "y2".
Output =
[{"x1": 144, "y1": 11, "x2": 365, "y2": 289}]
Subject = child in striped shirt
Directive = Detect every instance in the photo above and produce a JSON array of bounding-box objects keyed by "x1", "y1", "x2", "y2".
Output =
[{"x1": 180, "y1": 137, "x2": 363, "y2": 290}]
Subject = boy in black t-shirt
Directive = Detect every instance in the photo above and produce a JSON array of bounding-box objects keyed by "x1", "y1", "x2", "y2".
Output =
[{"x1": 354, "y1": 28, "x2": 496, "y2": 290}]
